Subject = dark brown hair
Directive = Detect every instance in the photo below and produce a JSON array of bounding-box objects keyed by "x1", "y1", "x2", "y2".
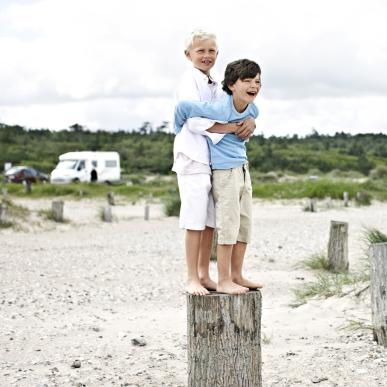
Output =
[{"x1": 222, "y1": 59, "x2": 261, "y2": 95}]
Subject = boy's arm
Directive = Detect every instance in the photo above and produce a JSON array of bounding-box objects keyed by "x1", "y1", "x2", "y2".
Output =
[{"x1": 174, "y1": 99, "x2": 227, "y2": 133}]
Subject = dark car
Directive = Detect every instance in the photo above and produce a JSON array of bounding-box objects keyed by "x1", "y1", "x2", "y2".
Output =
[{"x1": 4, "y1": 166, "x2": 49, "y2": 184}]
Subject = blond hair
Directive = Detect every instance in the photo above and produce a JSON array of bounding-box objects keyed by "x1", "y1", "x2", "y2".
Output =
[{"x1": 184, "y1": 28, "x2": 217, "y2": 52}]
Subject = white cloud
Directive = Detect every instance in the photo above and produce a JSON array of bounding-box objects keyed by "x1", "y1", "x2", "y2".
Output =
[{"x1": 0, "y1": 0, "x2": 386, "y2": 135}]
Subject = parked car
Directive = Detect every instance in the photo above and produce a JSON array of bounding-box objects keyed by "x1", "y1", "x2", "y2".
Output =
[{"x1": 4, "y1": 166, "x2": 49, "y2": 184}]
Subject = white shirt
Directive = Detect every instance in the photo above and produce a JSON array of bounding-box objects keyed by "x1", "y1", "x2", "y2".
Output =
[{"x1": 172, "y1": 67, "x2": 226, "y2": 175}]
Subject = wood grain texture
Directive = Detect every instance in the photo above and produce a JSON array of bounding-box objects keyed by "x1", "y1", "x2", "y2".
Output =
[
  {"x1": 370, "y1": 242, "x2": 387, "y2": 347},
  {"x1": 328, "y1": 220, "x2": 349, "y2": 272},
  {"x1": 187, "y1": 290, "x2": 262, "y2": 387}
]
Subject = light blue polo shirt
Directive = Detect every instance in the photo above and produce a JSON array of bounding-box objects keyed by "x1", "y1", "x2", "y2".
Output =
[{"x1": 174, "y1": 94, "x2": 258, "y2": 169}]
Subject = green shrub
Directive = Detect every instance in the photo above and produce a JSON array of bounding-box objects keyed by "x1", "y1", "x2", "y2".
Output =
[{"x1": 163, "y1": 193, "x2": 181, "y2": 217}]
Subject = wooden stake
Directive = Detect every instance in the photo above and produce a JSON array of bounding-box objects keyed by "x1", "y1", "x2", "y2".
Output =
[
  {"x1": 369, "y1": 242, "x2": 387, "y2": 347},
  {"x1": 327, "y1": 220, "x2": 349, "y2": 272}
]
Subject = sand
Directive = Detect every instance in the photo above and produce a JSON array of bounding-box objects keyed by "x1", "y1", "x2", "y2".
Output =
[{"x1": 0, "y1": 198, "x2": 386, "y2": 387}]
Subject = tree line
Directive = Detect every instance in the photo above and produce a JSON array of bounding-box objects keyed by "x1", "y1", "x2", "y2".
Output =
[{"x1": 0, "y1": 123, "x2": 386, "y2": 176}]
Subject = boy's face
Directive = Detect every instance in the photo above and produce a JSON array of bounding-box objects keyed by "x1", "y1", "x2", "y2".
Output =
[
  {"x1": 228, "y1": 74, "x2": 261, "y2": 107},
  {"x1": 185, "y1": 38, "x2": 218, "y2": 75}
]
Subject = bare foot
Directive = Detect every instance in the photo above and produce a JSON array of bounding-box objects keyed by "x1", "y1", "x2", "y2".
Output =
[
  {"x1": 232, "y1": 276, "x2": 264, "y2": 289},
  {"x1": 199, "y1": 277, "x2": 217, "y2": 291},
  {"x1": 217, "y1": 280, "x2": 249, "y2": 295},
  {"x1": 186, "y1": 280, "x2": 210, "y2": 296}
]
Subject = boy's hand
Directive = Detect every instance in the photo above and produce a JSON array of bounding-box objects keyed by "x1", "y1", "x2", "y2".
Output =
[{"x1": 235, "y1": 118, "x2": 256, "y2": 139}]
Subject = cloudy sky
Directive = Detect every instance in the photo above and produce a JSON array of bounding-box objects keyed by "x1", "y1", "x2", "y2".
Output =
[{"x1": 0, "y1": 0, "x2": 386, "y2": 136}]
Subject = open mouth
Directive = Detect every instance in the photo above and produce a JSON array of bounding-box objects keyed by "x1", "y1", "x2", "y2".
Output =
[
  {"x1": 202, "y1": 60, "x2": 212, "y2": 65},
  {"x1": 247, "y1": 91, "x2": 257, "y2": 96}
]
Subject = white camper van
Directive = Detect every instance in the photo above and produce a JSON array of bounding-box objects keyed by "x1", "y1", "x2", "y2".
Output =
[{"x1": 50, "y1": 151, "x2": 120, "y2": 184}]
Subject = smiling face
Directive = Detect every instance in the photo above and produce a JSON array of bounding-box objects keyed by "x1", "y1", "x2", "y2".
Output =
[
  {"x1": 228, "y1": 74, "x2": 261, "y2": 112},
  {"x1": 185, "y1": 37, "x2": 218, "y2": 75}
]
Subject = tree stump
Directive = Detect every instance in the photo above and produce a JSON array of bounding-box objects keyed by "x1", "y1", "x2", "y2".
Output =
[
  {"x1": 187, "y1": 291, "x2": 262, "y2": 387},
  {"x1": 0, "y1": 201, "x2": 7, "y2": 224},
  {"x1": 327, "y1": 220, "x2": 349, "y2": 272},
  {"x1": 52, "y1": 200, "x2": 64, "y2": 222},
  {"x1": 343, "y1": 192, "x2": 349, "y2": 207},
  {"x1": 102, "y1": 206, "x2": 112, "y2": 222},
  {"x1": 369, "y1": 242, "x2": 387, "y2": 347},
  {"x1": 107, "y1": 191, "x2": 115, "y2": 206}
]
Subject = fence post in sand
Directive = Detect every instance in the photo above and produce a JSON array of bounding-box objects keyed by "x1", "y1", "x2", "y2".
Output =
[
  {"x1": 107, "y1": 191, "x2": 115, "y2": 206},
  {"x1": 309, "y1": 198, "x2": 317, "y2": 212},
  {"x1": 369, "y1": 242, "x2": 387, "y2": 347},
  {"x1": 187, "y1": 291, "x2": 262, "y2": 387},
  {"x1": 23, "y1": 180, "x2": 32, "y2": 194},
  {"x1": 52, "y1": 200, "x2": 64, "y2": 222},
  {"x1": 0, "y1": 201, "x2": 8, "y2": 225},
  {"x1": 343, "y1": 192, "x2": 349, "y2": 207},
  {"x1": 1, "y1": 187, "x2": 8, "y2": 201},
  {"x1": 102, "y1": 206, "x2": 112, "y2": 222},
  {"x1": 327, "y1": 220, "x2": 349, "y2": 272}
]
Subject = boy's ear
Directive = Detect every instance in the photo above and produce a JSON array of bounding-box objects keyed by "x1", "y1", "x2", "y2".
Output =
[{"x1": 185, "y1": 50, "x2": 192, "y2": 60}]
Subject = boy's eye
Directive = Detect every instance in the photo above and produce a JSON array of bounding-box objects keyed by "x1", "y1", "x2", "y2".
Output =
[{"x1": 197, "y1": 49, "x2": 204, "y2": 53}]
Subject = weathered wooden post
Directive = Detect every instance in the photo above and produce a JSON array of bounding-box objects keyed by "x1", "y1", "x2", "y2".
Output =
[
  {"x1": 102, "y1": 206, "x2": 112, "y2": 222},
  {"x1": 343, "y1": 192, "x2": 349, "y2": 207},
  {"x1": 369, "y1": 242, "x2": 387, "y2": 347},
  {"x1": 309, "y1": 198, "x2": 317, "y2": 212},
  {"x1": 23, "y1": 180, "x2": 32, "y2": 194},
  {"x1": 107, "y1": 191, "x2": 115, "y2": 206},
  {"x1": 187, "y1": 291, "x2": 262, "y2": 387},
  {"x1": 52, "y1": 200, "x2": 64, "y2": 222},
  {"x1": 1, "y1": 187, "x2": 8, "y2": 200},
  {"x1": 0, "y1": 201, "x2": 8, "y2": 225},
  {"x1": 144, "y1": 203, "x2": 150, "y2": 220},
  {"x1": 327, "y1": 220, "x2": 349, "y2": 272}
]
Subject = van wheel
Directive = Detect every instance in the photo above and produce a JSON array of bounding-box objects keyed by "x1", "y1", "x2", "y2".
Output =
[
  {"x1": 72, "y1": 178, "x2": 80, "y2": 183},
  {"x1": 91, "y1": 170, "x2": 98, "y2": 182}
]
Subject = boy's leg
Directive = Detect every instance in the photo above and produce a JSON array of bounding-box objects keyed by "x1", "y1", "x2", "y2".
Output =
[
  {"x1": 231, "y1": 164, "x2": 264, "y2": 289},
  {"x1": 231, "y1": 241, "x2": 264, "y2": 289},
  {"x1": 186, "y1": 230, "x2": 209, "y2": 295},
  {"x1": 177, "y1": 173, "x2": 212, "y2": 295},
  {"x1": 198, "y1": 226, "x2": 217, "y2": 290},
  {"x1": 217, "y1": 243, "x2": 248, "y2": 294},
  {"x1": 212, "y1": 168, "x2": 248, "y2": 295}
]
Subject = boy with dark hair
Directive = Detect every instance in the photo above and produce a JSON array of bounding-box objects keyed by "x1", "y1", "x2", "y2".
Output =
[{"x1": 174, "y1": 59, "x2": 263, "y2": 295}]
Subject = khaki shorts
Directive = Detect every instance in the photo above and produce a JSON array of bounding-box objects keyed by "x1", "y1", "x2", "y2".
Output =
[{"x1": 212, "y1": 163, "x2": 252, "y2": 244}]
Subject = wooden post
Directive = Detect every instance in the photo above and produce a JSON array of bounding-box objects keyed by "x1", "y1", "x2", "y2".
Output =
[
  {"x1": 52, "y1": 200, "x2": 64, "y2": 222},
  {"x1": 327, "y1": 220, "x2": 349, "y2": 272},
  {"x1": 343, "y1": 192, "x2": 349, "y2": 207},
  {"x1": 102, "y1": 206, "x2": 112, "y2": 222},
  {"x1": 369, "y1": 242, "x2": 387, "y2": 347},
  {"x1": 107, "y1": 191, "x2": 115, "y2": 206},
  {"x1": 1, "y1": 187, "x2": 8, "y2": 200},
  {"x1": 23, "y1": 180, "x2": 31, "y2": 194},
  {"x1": 144, "y1": 204, "x2": 150, "y2": 220},
  {"x1": 0, "y1": 201, "x2": 7, "y2": 225},
  {"x1": 310, "y1": 198, "x2": 317, "y2": 212},
  {"x1": 187, "y1": 291, "x2": 262, "y2": 387}
]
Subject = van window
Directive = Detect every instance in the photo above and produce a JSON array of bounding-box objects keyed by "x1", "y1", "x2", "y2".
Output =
[
  {"x1": 77, "y1": 160, "x2": 85, "y2": 170},
  {"x1": 105, "y1": 160, "x2": 117, "y2": 168},
  {"x1": 92, "y1": 160, "x2": 98, "y2": 168}
]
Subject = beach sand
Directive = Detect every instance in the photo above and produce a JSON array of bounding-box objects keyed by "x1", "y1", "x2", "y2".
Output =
[{"x1": 1, "y1": 198, "x2": 386, "y2": 386}]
